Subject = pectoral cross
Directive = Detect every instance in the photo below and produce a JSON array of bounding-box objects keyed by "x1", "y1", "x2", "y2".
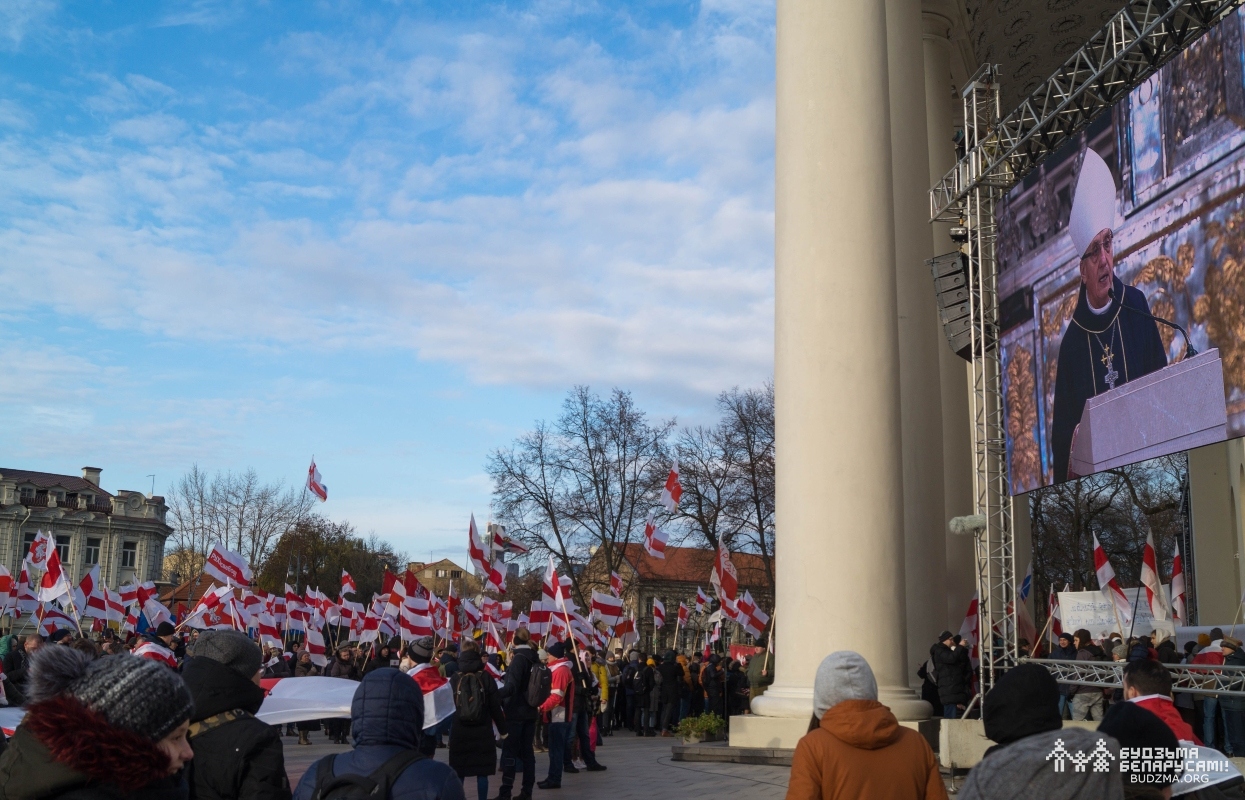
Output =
[{"x1": 1100, "y1": 344, "x2": 1119, "y2": 390}]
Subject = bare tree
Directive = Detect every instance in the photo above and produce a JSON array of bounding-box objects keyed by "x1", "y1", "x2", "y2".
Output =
[
  {"x1": 166, "y1": 465, "x2": 314, "y2": 580},
  {"x1": 257, "y1": 517, "x2": 405, "y2": 600},
  {"x1": 674, "y1": 385, "x2": 776, "y2": 594},
  {"x1": 719, "y1": 384, "x2": 776, "y2": 592},
  {"x1": 1031, "y1": 453, "x2": 1189, "y2": 632},
  {"x1": 487, "y1": 387, "x2": 673, "y2": 608}
]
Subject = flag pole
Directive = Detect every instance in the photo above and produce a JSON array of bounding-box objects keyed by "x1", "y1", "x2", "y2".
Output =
[
  {"x1": 761, "y1": 610, "x2": 775, "y2": 678},
  {"x1": 1227, "y1": 599, "x2": 1243, "y2": 638}
]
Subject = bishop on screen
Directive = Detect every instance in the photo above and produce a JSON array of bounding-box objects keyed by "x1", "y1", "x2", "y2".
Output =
[{"x1": 1050, "y1": 148, "x2": 1167, "y2": 483}]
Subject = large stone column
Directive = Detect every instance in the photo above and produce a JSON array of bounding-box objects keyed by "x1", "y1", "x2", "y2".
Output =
[
  {"x1": 888, "y1": 0, "x2": 947, "y2": 681},
  {"x1": 923, "y1": 12, "x2": 977, "y2": 628},
  {"x1": 742, "y1": 0, "x2": 929, "y2": 745}
]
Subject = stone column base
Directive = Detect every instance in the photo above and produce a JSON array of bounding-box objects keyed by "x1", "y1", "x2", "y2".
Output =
[
  {"x1": 729, "y1": 715, "x2": 940, "y2": 751},
  {"x1": 728, "y1": 714, "x2": 810, "y2": 749},
  {"x1": 751, "y1": 685, "x2": 932, "y2": 723}
]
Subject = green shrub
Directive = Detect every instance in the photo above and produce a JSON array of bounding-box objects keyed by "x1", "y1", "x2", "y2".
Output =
[{"x1": 675, "y1": 713, "x2": 726, "y2": 738}]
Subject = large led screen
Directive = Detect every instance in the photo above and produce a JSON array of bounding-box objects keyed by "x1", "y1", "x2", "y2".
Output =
[{"x1": 999, "y1": 11, "x2": 1245, "y2": 494}]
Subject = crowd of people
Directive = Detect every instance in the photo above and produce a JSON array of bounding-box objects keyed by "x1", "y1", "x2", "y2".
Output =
[
  {"x1": 786, "y1": 634, "x2": 1245, "y2": 800},
  {"x1": 0, "y1": 622, "x2": 776, "y2": 800},
  {"x1": 8, "y1": 617, "x2": 1240, "y2": 799}
]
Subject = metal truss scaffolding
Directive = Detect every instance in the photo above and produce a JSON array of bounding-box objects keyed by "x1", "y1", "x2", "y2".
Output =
[
  {"x1": 1030, "y1": 658, "x2": 1245, "y2": 697},
  {"x1": 932, "y1": 0, "x2": 1244, "y2": 222},
  {"x1": 928, "y1": 0, "x2": 1243, "y2": 696}
]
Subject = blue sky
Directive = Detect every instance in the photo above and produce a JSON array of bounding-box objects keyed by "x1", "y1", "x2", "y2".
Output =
[{"x1": 0, "y1": 0, "x2": 775, "y2": 564}]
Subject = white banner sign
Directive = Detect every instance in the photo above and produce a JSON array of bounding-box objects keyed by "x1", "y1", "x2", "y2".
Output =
[{"x1": 1057, "y1": 587, "x2": 1174, "y2": 641}]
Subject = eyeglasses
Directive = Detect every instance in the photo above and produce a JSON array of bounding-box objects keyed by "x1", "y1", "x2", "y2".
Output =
[{"x1": 1080, "y1": 232, "x2": 1114, "y2": 264}]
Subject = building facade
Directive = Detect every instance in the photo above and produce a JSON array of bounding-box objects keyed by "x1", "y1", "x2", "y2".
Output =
[
  {"x1": 608, "y1": 544, "x2": 773, "y2": 655},
  {"x1": 0, "y1": 467, "x2": 172, "y2": 591},
  {"x1": 406, "y1": 558, "x2": 473, "y2": 598}
]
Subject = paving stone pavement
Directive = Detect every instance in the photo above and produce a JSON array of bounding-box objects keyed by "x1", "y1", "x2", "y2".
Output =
[{"x1": 281, "y1": 730, "x2": 791, "y2": 799}]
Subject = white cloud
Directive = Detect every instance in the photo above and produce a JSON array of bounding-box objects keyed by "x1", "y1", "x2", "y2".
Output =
[{"x1": 0, "y1": 3, "x2": 776, "y2": 405}]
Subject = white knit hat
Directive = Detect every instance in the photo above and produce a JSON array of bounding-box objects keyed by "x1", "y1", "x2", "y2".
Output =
[
  {"x1": 1068, "y1": 148, "x2": 1117, "y2": 259},
  {"x1": 812, "y1": 651, "x2": 878, "y2": 719}
]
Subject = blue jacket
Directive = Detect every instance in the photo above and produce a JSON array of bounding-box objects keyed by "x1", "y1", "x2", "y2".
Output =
[{"x1": 293, "y1": 668, "x2": 465, "y2": 800}]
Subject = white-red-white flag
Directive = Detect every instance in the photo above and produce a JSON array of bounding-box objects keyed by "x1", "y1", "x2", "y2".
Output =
[
  {"x1": 257, "y1": 611, "x2": 282, "y2": 649},
  {"x1": 1048, "y1": 586, "x2": 1063, "y2": 640},
  {"x1": 642, "y1": 510, "x2": 668, "y2": 559},
  {"x1": 591, "y1": 591, "x2": 624, "y2": 626},
  {"x1": 677, "y1": 602, "x2": 689, "y2": 627},
  {"x1": 0, "y1": 566, "x2": 12, "y2": 617},
  {"x1": 1171, "y1": 542, "x2": 1187, "y2": 625},
  {"x1": 745, "y1": 603, "x2": 770, "y2": 639},
  {"x1": 305, "y1": 622, "x2": 328, "y2": 667},
  {"x1": 710, "y1": 546, "x2": 739, "y2": 606},
  {"x1": 38, "y1": 605, "x2": 77, "y2": 638},
  {"x1": 72, "y1": 565, "x2": 103, "y2": 617},
  {"x1": 609, "y1": 571, "x2": 623, "y2": 597},
  {"x1": 1140, "y1": 531, "x2": 1169, "y2": 622},
  {"x1": 341, "y1": 570, "x2": 357, "y2": 597},
  {"x1": 660, "y1": 460, "x2": 682, "y2": 512},
  {"x1": 695, "y1": 586, "x2": 709, "y2": 613},
  {"x1": 307, "y1": 460, "x2": 327, "y2": 502},
  {"x1": 37, "y1": 548, "x2": 70, "y2": 604},
  {"x1": 133, "y1": 639, "x2": 177, "y2": 668},
  {"x1": 204, "y1": 542, "x2": 253, "y2": 586},
  {"x1": 26, "y1": 531, "x2": 54, "y2": 571},
  {"x1": 614, "y1": 614, "x2": 639, "y2": 647},
  {"x1": 653, "y1": 597, "x2": 665, "y2": 629},
  {"x1": 541, "y1": 557, "x2": 571, "y2": 606},
  {"x1": 467, "y1": 514, "x2": 506, "y2": 594},
  {"x1": 409, "y1": 662, "x2": 455, "y2": 726},
  {"x1": 1093, "y1": 532, "x2": 1133, "y2": 627},
  {"x1": 488, "y1": 524, "x2": 529, "y2": 556}
]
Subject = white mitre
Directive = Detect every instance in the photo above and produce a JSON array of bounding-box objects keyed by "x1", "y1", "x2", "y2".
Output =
[{"x1": 1068, "y1": 147, "x2": 1118, "y2": 258}]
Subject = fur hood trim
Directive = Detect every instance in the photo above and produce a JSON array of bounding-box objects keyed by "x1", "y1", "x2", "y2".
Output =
[{"x1": 24, "y1": 694, "x2": 172, "y2": 792}]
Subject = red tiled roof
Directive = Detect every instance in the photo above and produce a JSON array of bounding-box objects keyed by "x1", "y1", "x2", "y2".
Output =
[
  {"x1": 619, "y1": 543, "x2": 771, "y2": 588},
  {"x1": 0, "y1": 469, "x2": 112, "y2": 498},
  {"x1": 159, "y1": 573, "x2": 218, "y2": 607}
]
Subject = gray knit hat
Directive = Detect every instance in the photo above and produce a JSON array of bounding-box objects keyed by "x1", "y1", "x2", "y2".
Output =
[
  {"x1": 409, "y1": 636, "x2": 434, "y2": 659},
  {"x1": 28, "y1": 647, "x2": 193, "y2": 742},
  {"x1": 959, "y1": 728, "x2": 1124, "y2": 800},
  {"x1": 191, "y1": 630, "x2": 262, "y2": 678}
]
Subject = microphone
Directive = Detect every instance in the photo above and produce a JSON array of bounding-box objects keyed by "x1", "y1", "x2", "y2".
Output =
[{"x1": 1108, "y1": 286, "x2": 1197, "y2": 359}]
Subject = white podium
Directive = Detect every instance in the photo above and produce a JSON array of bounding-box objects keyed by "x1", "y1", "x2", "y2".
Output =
[{"x1": 1069, "y1": 348, "x2": 1228, "y2": 476}]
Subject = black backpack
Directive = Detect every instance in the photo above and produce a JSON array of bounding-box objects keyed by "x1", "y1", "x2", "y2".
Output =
[
  {"x1": 630, "y1": 665, "x2": 648, "y2": 693},
  {"x1": 526, "y1": 661, "x2": 552, "y2": 707},
  {"x1": 456, "y1": 671, "x2": 486, "y2": 724},
  {"x1": 310, "y1": 750, "x2": 425, "y2": 800}
]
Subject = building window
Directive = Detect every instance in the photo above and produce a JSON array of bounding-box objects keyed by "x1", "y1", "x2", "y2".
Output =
[
  {"x1": 450, "y1": 570, "x2": 462, "y2": 579},
  {"x1": 22, "y1": 531, "x2": 36, "y2": 552},
  {"x1": 121, "y1": 541, "x2": 138, "y2": 569},
  {"x1": 436, "y1": 569, "x2": 447, "y2": 578},
  {"x1": 19, "y1": 486, "x2": 33, "y2": 501},
  {"x1": 55, "y1": 535, "x2": 71, "y2": 563},
  {"x1": 84, "y1": 538, "x2": 101, "y2": 565}
]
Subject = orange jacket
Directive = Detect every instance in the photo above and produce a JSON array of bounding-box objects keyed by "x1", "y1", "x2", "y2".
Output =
[{"x1": 785, "y1": 700, "x2": 947, "y2": 800}]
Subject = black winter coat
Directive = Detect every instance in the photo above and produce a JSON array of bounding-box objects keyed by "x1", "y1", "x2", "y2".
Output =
[
  {"x1": 657, "y1": 654, "x2": 682, "y2": 702},
  {"x1": 447, "y1": 652, "x2": 506, "y2": 778},
  {"x1": 620, "y1": 661, "x2": 639, "y2": 696},
  {"x1": 327, "y1": 658, "x2": 357, "y2": 680},
  {"x1": 1, "y1": 648, "x2": 29, "y2": 706},
  {"x1": 932, "y1": 643, "x2": 972, "y2": 706},
  {"x1": 497, "y1": 645, "x2": 537, "y2": 722},
  {"x1": 181, "y1": 656, "x2": 292, "y2": 800},
  {"x1": 293, "y1": 669, "x2": 465, "y2": 800}
]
